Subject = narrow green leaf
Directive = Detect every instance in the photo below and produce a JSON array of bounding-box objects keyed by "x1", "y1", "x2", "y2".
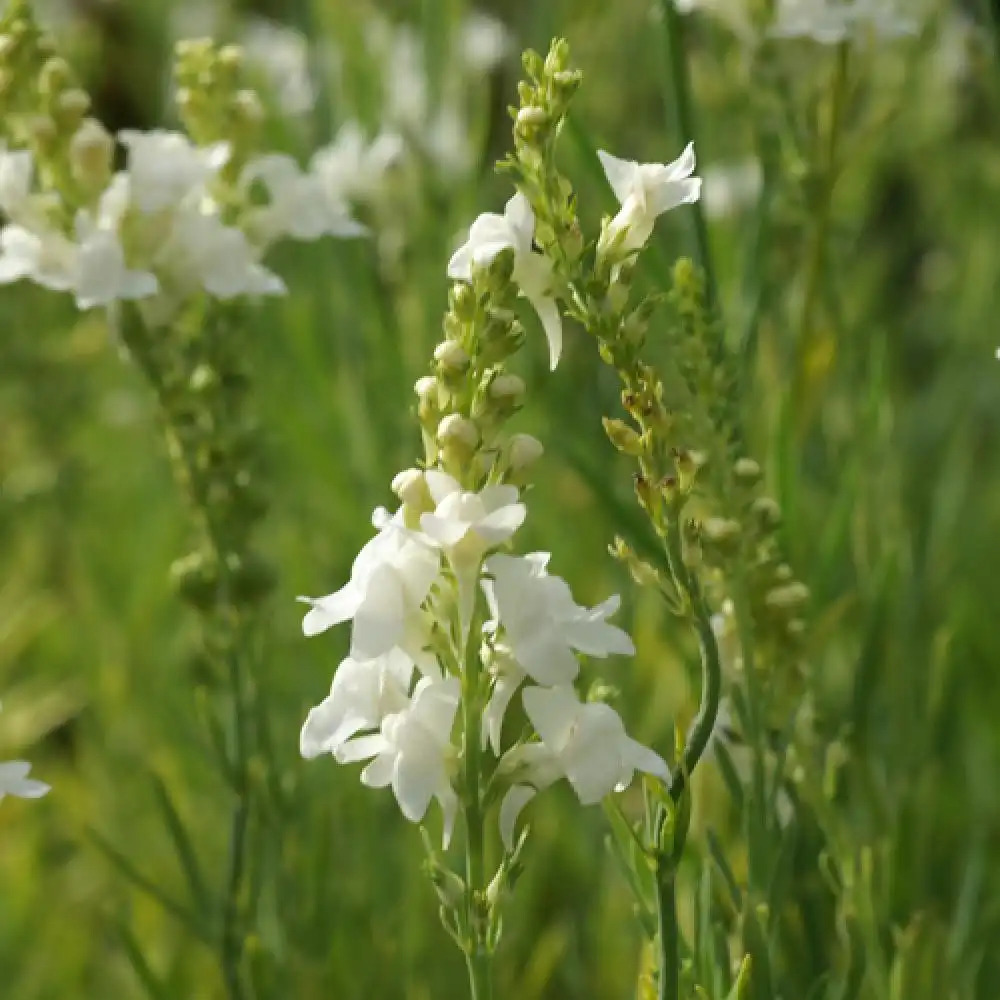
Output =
[
  {"x1": 149, "y1": 773, "x2": 212, "y2": 914},
  {"x1": 706, "y1": 829, "x2": 743, "y2": 913},
  {"x1": 114, "y1": 919, "x2": 172, "y2": 1000}
]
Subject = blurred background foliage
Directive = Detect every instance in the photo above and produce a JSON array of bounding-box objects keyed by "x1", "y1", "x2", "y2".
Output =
[{"x1": 1, "y1": 0, "x2": 999, "y2": 997}]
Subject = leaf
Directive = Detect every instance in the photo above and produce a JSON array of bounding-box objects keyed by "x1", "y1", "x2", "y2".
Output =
[
  {"x1": 149, "y1": 773, "x2": 212, "y2": 914},
  {"x1": 114, "y1": 919, "x2": 172, "y2": 1000},
  {"x1": 706, "y1": 829, "x2": 743, "y2": 913},
  {"x1": 87, "y1": 828, "x2": 212, "y2": 944}
]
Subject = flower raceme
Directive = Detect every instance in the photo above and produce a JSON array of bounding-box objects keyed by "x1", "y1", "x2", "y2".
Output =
[
  {"x1": 0, "y1": 117, "x2": 395, "y2": 315},
  {"x1": 299, "y1": 469, "x2": 664, "y2": 842}
]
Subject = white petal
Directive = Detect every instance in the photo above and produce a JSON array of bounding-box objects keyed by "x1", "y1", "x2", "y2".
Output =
[
  {"x1": 649, "y1": 177, "x2": 703, "y2": 216},
  {"x1": 597, "y1": 149, "x2": 639, "y2": 204},
  {"x1": 529, "y1": 292, "x2": 563, "y2": 370},
  {"x1": 299, "y1": 583, "x2": 363, "y2": 636},
  {"x1": 392, "y1": 748, "x2": 437, "y2": 822},
  {"x1": 350, "y1": 565, "x2": 406, "y2": 659},
  {"x1": 522, "y1": 685, "x2": 581, "y2": 752},
  {"x1": 499, "y1": 784, "x2": 536, "y2": 851},
  {"x1": 424, "y1": 469, "x2": 461, "y2": 506},
  {"x1": 503, "y1": 192, "x2": 535, "y2": 252},
  {"x1": 337, "y1": 732, "x2": 389, "y2": 764},
  {"x1": 663, "y1": 142, "x2": 697, "y2": 181},
  {"x1": 360, "y1": 751, "x2": 395, "y2": 788}
]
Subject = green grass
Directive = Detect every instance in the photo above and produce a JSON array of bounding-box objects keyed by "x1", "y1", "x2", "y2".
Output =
[{"x1": 2, "y1": 1, "x2": 999, "y2": 998}]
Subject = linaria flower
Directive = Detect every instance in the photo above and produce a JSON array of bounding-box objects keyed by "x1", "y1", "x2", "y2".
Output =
[
  {"x1": 240, "y1": 154, "x2": 366, "y2": 245},
  {"x1": 242, "y1": 17, "x2": 316, "y2": 116},
  {"x1": 447, "y1": 193, "x2": 563, "y2": 369},
  {"x1": 311, "y1": 122, "x2": 405, "y2": 204},
  {"x1": 119, "y1": 130, "x2": 229, "y2": 214},
  {"x1": 597, "y1": 143, "x2": 702, "y2": 255},
  {"x1": 496, "y1": 686, "x2": 668, "y2": 847},
  {"x1": 300, "y1": 649, "x2": 416, "y2": 759},
  {"x1": 337, "y1": 676, "x2": 460, "y2": 843},
  {"x1": 771, "y1": 0, "x2": 918, "y2": 42},
  {"x1": 0, "y1": 760, "x2": 50, "y2": 803},
  {"x1": 299, "y1": 508, "x2": 440, "y2": 661},
  {"x1": 483, "y1": 552, "x2": 634, "y2": 685}
]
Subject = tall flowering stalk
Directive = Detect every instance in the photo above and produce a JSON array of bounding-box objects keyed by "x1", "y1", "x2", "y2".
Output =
[
  {"x1": 298, "y1": 78, "x2": 668, "y2": 1000},
  {"x1": 0, "y1": 6, "x2": 381, "y2": 996}
]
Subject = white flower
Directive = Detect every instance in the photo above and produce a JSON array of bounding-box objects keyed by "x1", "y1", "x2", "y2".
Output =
[
  {"x1": 337, "y1": 675, "x2": 460, "y2": 843},
  {"x1": 119, "y1": 130, "x2": 229, "y2": 213},
  {"x1": 299, "y1": 508, "x2": 441, "y2": 661},
  {"x1": 242, "y1": 17, "x2": 316, "y2": 116},
  {"x1": 447, "y1": 193, "x2": 563, "y2": 369},
  {"x1": 460, "y1": 12, "x2": 511, "y2": 73},
  {"x1": 0, "y1": 224, "x2": 76, "y2": 291},
  {"x1": 0, "y1": 146, "x2": 35, "y2": 221},
  {"x1": 598, "y1": 143, "x2": 702, "y2": 255},
  {"x1": 240, "y1": 154, "x2": 366, "y2": 244},
  {"x1": 311, "y1": 122, "x2": 404, "y2": 204},
  {"x1": 771, "y1": 0, "x2": 918, "y2": 42},
  {"x1": 0, "y1": 760, "x2": 50, "y2": 803},
  {"x1": 155, "y1": 208, "x2": 285, "y2": 299},
  {"x1": 497, "y1": 686, "x2": 668, "y2": 847},
  {"x1": 300, "y1": 649, "x2": 415, "y2": 759},
  {"x1": 702, "y1": 160, "x2": 762, "y2": 220},
  {"x1": 483, "y1": 552, "x2": 634, "y2": 686}
]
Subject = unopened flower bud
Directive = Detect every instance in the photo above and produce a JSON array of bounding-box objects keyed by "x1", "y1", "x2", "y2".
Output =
[
  {"x1": 437, "y1": 413, "x2": 479, "y2": 449},
  {"x1": 218, "y1": 44, "x2": 244, "y2": 74},
  {"x1": 69, "y1": 117, "x2": 112, "y2": 190},
  {"x1": 702, "y1": 517, "x2": 742, "y2": 552},
  {"x1": 507, "y1": 433, "x2": 543, "y2": 473},
  {"x1": 38, "y1": 56, "x2": 71, "y2": 97},
  {"x1": 391, "y1": 467, "x2": 431, "y2": 511},
  {"x1": 765, "y1": 582, "x2": 810, "y2": 611},
  {"x1": 751, "y1": 496, "x2": 782, "y2": 531},
  {"x1": 55, "y1": 88, "x2": 90, "y2": 127},
  {"x1": 449, "y1": 281, "x2": 476, "y2": 322},
  {"x1": 489, "y1": 372, "x2": 525, "y2": 403},
  {"x1": 602, "y1": 417, "x2": 642, "y2": 457},
  {"x1": 733, "y1": 457, "x2": 761, "y2": 484},
  {"x1": 28, "y1": 114, "x2": 57, "y2": 152},
  {"x1": 609, "y1": 535, "x2": 662, "y2": 589},
  {"x1": 434, "y1": 339, "x2": 470, "y2": 374},
  {"x1": 233, "y1": 89, "x2": 264, "y2": 127},
  {"x1": 774, "y1": 563, "x2": 793, "y2": 582}
]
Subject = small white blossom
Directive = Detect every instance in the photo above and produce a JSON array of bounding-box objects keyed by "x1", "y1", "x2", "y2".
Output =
[
  {"x1": 242, "y1": 17, "x2": 316, "y2": 116},
  {"x1": 337, "y1": 675, "x2": 460, "y2": 843},
  {"x1": 420, "y1": 470, "x2": 526, "y2": 562},
  {"x1": 448, "y1": 193, "x2": 563, "y2": 369},
  {"x1": 311, "y1": 122, "x2": 404, "y2": 204},
  {"x1": 484, "y1": 552, "x2": 635, "y2": 685},
  {"x1": 702, "y1": 160, "x2": 762, "y2": 219},
  {"x1": 300, "y1": 649, "x2": 416, "y2": 759},
  {"x1": 155, "y1": 208, "x2": 286, "y2": 299},
  {"x1": 119, "y1": 130, "x2": 229, "y2": 213},
  {"x1": 771, "y1": 0, "x2": 918, "y2": 43},
  {"x1": 0, "y1": 224, "x2": 75, "y2": 291},
  {"x1": 460, "y1": 12, "x2": 511, "y2": 73},
  {"x1": 0, "y1": 760, "x2": 50, "y2": 803},
  {"x1": 241, "y1": 154, "x2": 366, "y2": 245},
  {"x1": 299, "y1": 508, "x2": 441, "y2": 661},
  {"x1": 496, "y1": 687, "x2": 667, "y2": 847},
  {"x1": 597, "y1": 143, "x2": 702, "y2": 255}
]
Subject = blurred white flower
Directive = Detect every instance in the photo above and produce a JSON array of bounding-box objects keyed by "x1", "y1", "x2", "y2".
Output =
[
  {"x1": 299, "y1": 508, "x2": 441, "y2": 661},
  {"x1": 771, "y1": 0, "x2": 918, "y2": 43},
  {"x1": 119, "y1": 130, "x2": 229, "y2": 213},
  {"x1": 241, "y1": 154, "x2": 366, "y2": 244},
  {"x1": 155, "y1": 208, "x2": 285, "y2": 299},
  {"x1": 0, "y1": 146, "x2": 35, "y2": 220},
  {"x1": 337, "y1": 675, "x2": 460, "y2": 843},
  {"x1": 702, "y1": 160, "x2": 762, "y2": 219},
  {"x1": 597, "y1": 143, "x2": 702, "y2": 255},
  {"x1": 242, "y1": 17, "x2": 316, "y2": 116},
  {"x1": 480, "y1": 554, "x2": 634, "y2": 751},
  {"x1": 423, "y1": 104, "x2": 475, "y2": 180},
  {"x1": 311, "y1": 122, "x2": 404, "y2": 204},
  {"x1": 0, "y1": 760, "x2": 50, "y2": 803},
  {"x1": 460, "y1": 12, "x2": 511, "y2": 73},
  {"x1": 0, "y1": 224, "x2": 76, "y2": 292},
  {"x1": 496, "y1": 686, "x2": 668, "y2": 847},
  {"x1": 448, "y1": 193, "x2": 563, "y2": 369},
  {"x1": 300, "y1": 649, "x2": 416, "y2": 759}
]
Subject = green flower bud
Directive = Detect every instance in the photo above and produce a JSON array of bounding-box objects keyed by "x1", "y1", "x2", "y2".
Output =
[
  {"x1": 433, "y1": 339, "x2": 470, "y2": 375},
  {"x1": 69, "y1": 117, "x2": 112, "y2": 191},
  {"x1": 488, "y1": 372, "x2": 525, "y2": 404},
  {"x1": 750, "y1": 496, "x2": 782, "y2": 531},
  {"x1": 602, "y1": 417, "x2": 642, "y2": 457},
  {"x1": 38, "y1": 56, "x2": 71, "y2": 97},
  {"x1": 701, "y1": 517, "x2": 742, "y2": 553},
  {"x1": 733, "y1": 457, "x2": 762, "y2": 484},
  {"x1": 391, "y1": 467, "x2": 431, "y2": 511},
  {"x1": 55, "y1": 87, "x2": 90, "y2": 127},
  {"x1": 506, "y1": 433, "x2": 543, "y2": 475},
  {"x1": 764, "y1": 582, "x2": 810, "y2": 611},
  {"x1": 449, "y1": 281, "x2": 476, "y2": 322}
]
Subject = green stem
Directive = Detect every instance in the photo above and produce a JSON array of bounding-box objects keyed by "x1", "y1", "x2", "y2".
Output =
[
  {"x1": 655, "y1": 866, "x2": 680, "y2": 1000},
  {"x1": 461, "y1": 631, "x2": 492, "y2": 1000},
  {"x1": 662, "y1": 508, "x2": 724, "y2": 802},
  {"x1": 659, "y1": 0, "x2": 720, "y2": 324},
  {"x1": 794, "y1": 42, "x2": 849, "y2": 411}
]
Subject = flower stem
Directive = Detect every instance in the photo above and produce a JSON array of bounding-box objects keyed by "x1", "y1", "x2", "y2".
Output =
[
  {"x1": 794, "y1": 42, "x2": 849, "y2": 415},
  {"x1": 658, "y1": 0, "x2": 720, "y2": 324},
  {"x1": 655, "y1": 865, "x2": 680, "y2": 1000},
  {"x1": 461, "y1": 631, "x2": 492, "y2": 1000}
]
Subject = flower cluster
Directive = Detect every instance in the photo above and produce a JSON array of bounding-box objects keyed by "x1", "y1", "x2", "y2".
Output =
[
  {"x1": 298, "y1": 151, "x2": 684, "y2": 849},
  {"x1": 0, "y1": 26, "x2": 395, "y2": 320}
]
